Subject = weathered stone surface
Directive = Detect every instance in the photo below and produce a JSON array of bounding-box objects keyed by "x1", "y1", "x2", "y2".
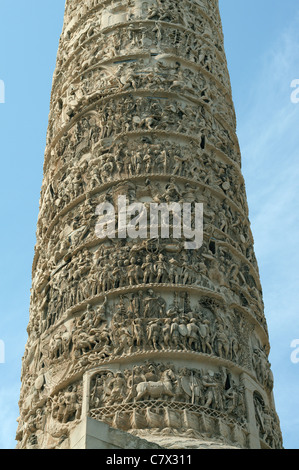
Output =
[
  {"x1": 70, "y1": 417, "x2": 164, "y2": 449},
  {"x1": 17, "y1": 0, "x2": 283, "y2": 449}
]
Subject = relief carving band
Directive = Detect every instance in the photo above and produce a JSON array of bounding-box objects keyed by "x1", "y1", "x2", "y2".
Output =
[{"x1": 17, "y1": 0, "x2": 283, "y2": 449}]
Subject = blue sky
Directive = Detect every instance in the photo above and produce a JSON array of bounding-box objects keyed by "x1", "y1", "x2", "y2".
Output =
[{"x1": 0, "y1": 0, "x2": 298, "y2": 449}]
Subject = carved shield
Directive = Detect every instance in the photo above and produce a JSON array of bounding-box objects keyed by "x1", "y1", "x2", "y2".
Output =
[
  {"x1": 222, "y1": 181, "x2": 230, "y2": 191},
  {"x1": 182, "y1": 375, "x2": 201, "y2": 399},
  {"x1": 181, "y1": 376, "x2": 192, "y2": 397},
  {"x1": 187, "y1": 324, "x2": 198, "y2": 339},
  {"x1": 178, "y1": 324, "x2": 188, "y2": 337},
  {"x1": 133, "y1": 116, "x2": 141, "y2": 124},
  {"x1": 199, "y1": 324, "x2": 208, "y2": 338},
  {"x1": 34, "y1": 374, "x2": 45, "y2": 391},
  {"x1": 120, "y1": 74, "x2": 129, "y2": 85}
]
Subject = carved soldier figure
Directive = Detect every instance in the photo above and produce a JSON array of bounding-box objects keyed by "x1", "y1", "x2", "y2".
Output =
[
  {"x1": 215, "y1": 321, "x2": 230, "y2": 359},
  {"x1": 170, "y1": 317, "x2": 182, "y2": 349},
  {"x1": 186, "y1": 318, "x2": 201, "y2": 351},
  {"x1": 147, "y1": 320, "x2": 161, "y2": 351},
  {"x1": 142, "y1": 255, "x2": 155, "y2": 284},
  {"x1": 124, "y1": 366, "x2": 147, "y2": 403},
  {"x1": 104, "y1": 372, "x2": 126, "y2": 406},
  {"x1": 199, "y1": 319, "x2": 213, "y2": 355},
  {"x1": 202, "y1": 371, "x2": 218, "y2": 409},
  {"x1": 62, "y1": 385, "x2": 81, "y2": 423},
  {"x1": 143, "y1": 289, "x2": 158, "y2": 318},
  {"x1": 94, "y1": 297, "x2": 108, "y2": 327},
  {"x1": 162, "y1": 318, "x2": 172, "y2": 350}
]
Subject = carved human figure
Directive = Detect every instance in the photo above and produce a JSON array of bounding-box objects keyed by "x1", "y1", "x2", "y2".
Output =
[
  {"x1": 202, "y1": 371, "x2": 219, "y2": 409},
  {"x1": 108, "y1": 372, "x2": 127, "y2": 405},
  {"x1": 62, "y1": 385, "x2": 81, "y2": 423},
  {"x1": 186, "y1": 318, "x2": 201, "y2": 351},
  {"x1": 147, "y1": 320, "x2": 161, "y2": 351}
]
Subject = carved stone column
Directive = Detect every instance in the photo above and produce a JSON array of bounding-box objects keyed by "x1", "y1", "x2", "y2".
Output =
[{"x1": 17, "y1": 0, "x2": 283, "y2": 449}]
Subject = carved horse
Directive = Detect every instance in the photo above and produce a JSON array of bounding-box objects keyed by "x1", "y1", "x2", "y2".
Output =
[{"x1": 135, "y1": 369, "x2": 175, "y2": 401}]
